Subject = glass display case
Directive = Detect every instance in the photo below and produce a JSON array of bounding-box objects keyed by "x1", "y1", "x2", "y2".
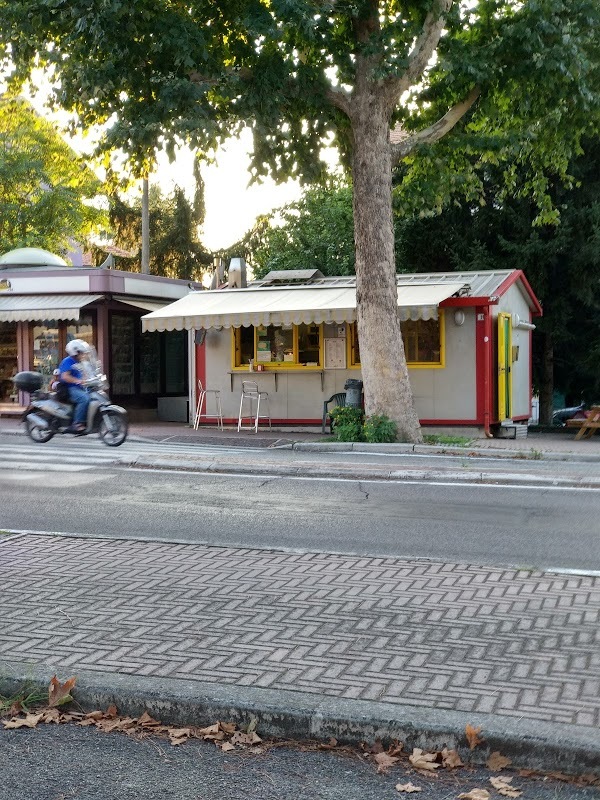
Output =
[
  {"x1": 0, "y1": 322, "x2": 18, "y2": 401},
  {"x1": 110, "y1": 314, "x2": 136, "y2": 395}
]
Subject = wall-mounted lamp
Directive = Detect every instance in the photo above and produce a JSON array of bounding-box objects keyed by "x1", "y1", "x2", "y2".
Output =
[
  {"x1": 453, "y1": 310, "x2": 466, "y2": 326},
  {"x1": 512, "y1": 313, "x2": 536, "y2": 331}
]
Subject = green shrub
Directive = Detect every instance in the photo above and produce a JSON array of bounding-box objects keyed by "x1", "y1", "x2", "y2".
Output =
[
  {"x1": 363, "y1": 414, "x2": 398, "y2": 443},
  {"x1": 330, "y1": 405, "x2": 364, "y2": 442}
]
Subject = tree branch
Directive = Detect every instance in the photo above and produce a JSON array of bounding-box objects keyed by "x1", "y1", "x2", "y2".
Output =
[
  {"x1": 325, "y1": 86, "x2": 352, "y2": 116},
  {"x1": 384, "y1": 0, "x2": 453, "y2": 110},
  {"x1": 391, "y1": 87, "x2": 480, "y2": 163}
]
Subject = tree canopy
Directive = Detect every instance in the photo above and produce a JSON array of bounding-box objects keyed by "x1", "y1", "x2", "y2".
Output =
[
  {"x1": 0, "y1": 95, "x2": 105, "y2": 256},
  {"x1": 97, "y1": 181, "x2": 212, "y2": 281},
  {"x1": 230, "y1": 182, "x2": 355, "y2": 279},
  {"x1": 3, "y1": 1, "x2": 598, "y2": 440}
]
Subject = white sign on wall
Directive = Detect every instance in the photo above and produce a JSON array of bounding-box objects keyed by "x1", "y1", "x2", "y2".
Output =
[{"x1": 324, "y1": 338, "x2": 346, "y2": 370}]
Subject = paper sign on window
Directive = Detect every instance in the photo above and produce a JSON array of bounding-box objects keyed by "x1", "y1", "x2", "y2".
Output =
[{"x1": 324, "y1": 338, "x2": 346, "y2": 369}]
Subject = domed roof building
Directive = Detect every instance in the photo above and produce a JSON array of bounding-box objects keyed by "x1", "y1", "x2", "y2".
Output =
[{"x1": 0, "y1": 247, "x2": 201, "y2": 418}]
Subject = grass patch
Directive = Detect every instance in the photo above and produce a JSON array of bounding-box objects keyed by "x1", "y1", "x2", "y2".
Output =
[
  {"x1": 0, "y1": 685, "x2": 46, "y2": 715},
  {"x1": 422, "y1": 435, "x2": 473, "y2": 447}
]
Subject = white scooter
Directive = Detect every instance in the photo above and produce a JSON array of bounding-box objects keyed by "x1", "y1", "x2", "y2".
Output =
[{"x1": 15, "y1": 349, "x2": 128, "y2": 447}]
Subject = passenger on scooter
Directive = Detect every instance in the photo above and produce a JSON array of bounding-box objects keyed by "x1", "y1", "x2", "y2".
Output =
[{"x1": 58, "y1": 339, "x2": 91, "y2": 433}]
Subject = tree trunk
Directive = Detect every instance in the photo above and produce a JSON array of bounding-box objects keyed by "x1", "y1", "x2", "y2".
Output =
[
  {"x1": 351, "y1": 93, "x2": 422, "y2": 443},
  {"x1": 538, "y1": 332, "x2": 554, "y2": 426}
]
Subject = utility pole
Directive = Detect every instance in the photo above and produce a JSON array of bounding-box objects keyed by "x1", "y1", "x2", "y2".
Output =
[{"x1": 141, "y1": 176, "x2": 150, "y2": 274}]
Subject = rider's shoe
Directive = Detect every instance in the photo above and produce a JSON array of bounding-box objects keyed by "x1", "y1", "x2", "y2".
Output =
[{"x1": 65, "y1": 423, "x2": 86, "y2": 434}]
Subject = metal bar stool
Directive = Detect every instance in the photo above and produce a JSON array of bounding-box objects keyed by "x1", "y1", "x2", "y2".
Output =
[
  {"x1": 237, "y1": 380, "x2": 271, "y2": 433},
  {"x1": 193, "y1": 379, "x2": 223, "y2": 430}
]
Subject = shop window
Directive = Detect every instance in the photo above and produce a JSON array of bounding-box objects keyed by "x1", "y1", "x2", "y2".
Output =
[
  {"x1": 348, "y1": 315, "x2": 444, "y2": 367},
  {"x1": 0, "y1": 322, "x2": 18, "y2": 402},
  {"x1": 67, "y1": 314, "x2": 95, "y2": 349},
  {"x1": 33, "y1": 321, "x2": 61, "y2": 382},
  {"x1": 233, "y1": 324, "x2": 322, "y2": 368}
]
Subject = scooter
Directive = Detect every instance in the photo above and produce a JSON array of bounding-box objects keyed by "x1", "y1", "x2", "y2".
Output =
[
  {"x1": 552, "y1": 402, "x2": 586, "y2": 427},
  {"x1": 14, "y1": 351, "x2": 128, "y2": 447}
]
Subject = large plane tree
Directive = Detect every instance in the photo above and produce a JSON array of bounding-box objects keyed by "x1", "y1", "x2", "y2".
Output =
[{"x1": 2, "y1": 1, "x2": 597, "y2": 441}]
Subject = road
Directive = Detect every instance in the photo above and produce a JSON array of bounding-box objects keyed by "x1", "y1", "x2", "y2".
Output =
[
  {"x1": 1, "y1": 434, "x2": 598, "y2": 572},
  {"x1": 2, "y1": 724, "x2": 596, "y2": 800}
]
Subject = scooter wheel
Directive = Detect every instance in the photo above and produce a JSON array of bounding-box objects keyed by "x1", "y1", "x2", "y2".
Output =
[
  {"x1": 25, "y1": 417, "x2": 55, "y2": 443},
  {"x1": 98, "y1": 410, "x2": 128, "y2": 447}
]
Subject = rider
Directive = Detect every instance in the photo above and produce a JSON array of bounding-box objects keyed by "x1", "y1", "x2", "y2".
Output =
[{"x1": 57, "y1": 339, "x2": 91, "y2": 433}]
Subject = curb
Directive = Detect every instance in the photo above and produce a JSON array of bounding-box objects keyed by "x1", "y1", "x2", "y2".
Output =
[
  {"x1": 291, "y1": 441, "x2": 600, "y2": 464},
  {"x1": 119, "y1": 456, "x2": 600, "y2": 489},
  {"x1": 1, "y1": 665, "x2": 598, "y2": 777}
]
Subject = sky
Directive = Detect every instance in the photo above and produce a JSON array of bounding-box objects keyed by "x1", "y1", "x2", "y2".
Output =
[
  {"x1": 19, "y1": 75, "x2": 305, "y2": 253},
  {"x1": 154, "y1": 131, "x2": 303, "y2": 252}
]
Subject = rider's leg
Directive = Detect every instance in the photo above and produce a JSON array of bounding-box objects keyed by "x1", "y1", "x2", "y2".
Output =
[{"x1": 67, "y1": 386, "x2": 90, "y2": 429}]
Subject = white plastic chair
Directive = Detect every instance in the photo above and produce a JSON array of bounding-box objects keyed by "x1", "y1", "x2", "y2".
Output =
[
  {"x1": 193, "y1": 379, "x2": 223, "y2": 430},
  {"x1": 237, "y1": 380, "x2": 271, "y2": 433}
]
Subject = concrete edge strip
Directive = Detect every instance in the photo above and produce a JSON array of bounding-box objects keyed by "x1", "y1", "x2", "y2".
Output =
[
  {"x1": 0, "y1": 665, "x2": 597, "y2": 776},
  {"x1": 5, "y1": 528, "x2": 600, "y2": 577},
  {"x1": 292, "y1": 441, "x2": 600, "y2": 463},
  {"x1": 3, "y1": 424, "x2": 600, "y2": 463},
  {"x1": 116, "y1": 458, "x2": 600, "y2": 489}
]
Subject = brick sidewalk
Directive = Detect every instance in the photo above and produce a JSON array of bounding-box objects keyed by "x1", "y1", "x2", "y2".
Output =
[{"x1": 1, "y1": 534, "x2": 598, "y2": 731}]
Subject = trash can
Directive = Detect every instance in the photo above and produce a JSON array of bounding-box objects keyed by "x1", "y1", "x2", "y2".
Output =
[{"x1": 344, "y1": 378, "x2": 363, "y2": 408}]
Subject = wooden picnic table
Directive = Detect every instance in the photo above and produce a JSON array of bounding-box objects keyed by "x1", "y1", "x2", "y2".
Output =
[{"x1": 566, "y1": 406, "x2": 600, "y2": 439}]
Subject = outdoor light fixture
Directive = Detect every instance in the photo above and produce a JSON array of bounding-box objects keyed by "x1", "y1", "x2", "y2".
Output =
[{"x1": 453, "y1": 309, "x2": 466, "y2": 326}]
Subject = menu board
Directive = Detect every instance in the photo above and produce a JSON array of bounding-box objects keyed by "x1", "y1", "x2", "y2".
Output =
[
  {"x1": 111, "y1": 314, "x2": 136, "y2": 395},
  {"x1": 324, "y1": 338, "x2": 346, "y2": 369},
  {"x1": 164, "y1": 331, "x2": 186, "y2": 394},
  {"x1": 140, "y1": 332, "x2": 161, "y2": 394}
]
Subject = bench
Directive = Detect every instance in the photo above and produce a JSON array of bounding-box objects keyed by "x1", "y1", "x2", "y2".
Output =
[{"x1": 567, "y1": 406, "x2": 600, "y2": 439}]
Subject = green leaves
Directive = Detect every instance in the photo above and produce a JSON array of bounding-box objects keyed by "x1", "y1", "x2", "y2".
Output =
[{"x1": 0, "y1": 96, "x2": 106, "y2": 255}]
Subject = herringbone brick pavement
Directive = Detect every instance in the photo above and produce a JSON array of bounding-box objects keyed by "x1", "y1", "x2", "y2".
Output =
[{"x1": 1, "y1": 534, "x2": 598, "y2": 728}]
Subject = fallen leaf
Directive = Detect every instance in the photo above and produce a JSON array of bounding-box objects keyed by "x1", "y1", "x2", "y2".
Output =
[
  {"x1": 374, "y1": 752, "x2": 400, "y2": 773},
  {"x1": 2, "y1": 713, "x2": 43, "y2": 729},
  {"x1": 318, "y1": 737, "x2": 338, "y2": 750},
  {"x1": 83, "y1": 710, "x2": 105, "y2": 721},
  {"x1": 465, "y1": 724, "x2": 484, "y2": 750},
  {"x1": 458, "y1": 790, "x2": 490, "y2": 800},
  {"x1": 105, "y1": 704, "x2": 118, "y2": 718},
  {"x1": 48, "y1": 676, "x2": 77, "y2": 708},
  {"x1": 138, "y1": 712, "x2": 161, "y2": 729},
  {"x1": 441, "y1": 747, "x2": 463, "y2": 768},
  {"x1": 218, "y1": 741, "x2": 235, "y2": 752},
  {"x1": 95, "y1": 716, "x2": 136, "y2": 733},
  {"x1": 38, "y1": 708, "x2": 61, "y2": 724},
  {"x1": 395, "y1": 782, "x2": 422, "y2": 793},
  {"x1": 219, "y1": 721, "x2": 238, "y2": 735},
  {"x1": 197, "y1": 723, "x2": 222, "y2": 738},
  {"x1": 230, "y1": 730, "x2": 262, "y2": 747},
  {"x1": 388, "y1": 741, "x2": 404, "y2": 757},
  {"x1": 168, "y1": 727, "x2": 191, "y2": 746},
  {"x1": 408, "y1": 748, "x2": 440, "y2": 772},
  {"x1": 490, "y1": 776, "x2": 522, "y2": 797},
  {"x1": 487, "y1": 751, "x2": 512, "y2": 771}
]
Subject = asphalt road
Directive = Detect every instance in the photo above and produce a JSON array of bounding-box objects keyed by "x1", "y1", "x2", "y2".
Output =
[
  {"x1": 1, "y1": 724, "x2": 597, "y2": 800},
  {"x1": 2, "y1": 463, "x2": 599, "y2": 572}
]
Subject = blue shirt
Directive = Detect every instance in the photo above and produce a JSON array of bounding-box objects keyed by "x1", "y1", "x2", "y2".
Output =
[{"x1": 58, "y1": 355, "x2": 84, "y2": 385}]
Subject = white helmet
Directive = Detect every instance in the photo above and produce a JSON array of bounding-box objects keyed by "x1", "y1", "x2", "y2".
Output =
[{"x1": 65, "y1": 339, "x2": 90, "y2": 357}]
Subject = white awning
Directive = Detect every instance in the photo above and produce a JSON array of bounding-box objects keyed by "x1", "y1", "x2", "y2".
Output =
[
  {"x1": 113, "y1": 297, "x2": 170, "y2": 313},
  {"x1": 0, "y1": 294, "x2": 103, "y2": 322},
  {"x1": 141, "y1": 283, "x2": 466, "y2": 332}
]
